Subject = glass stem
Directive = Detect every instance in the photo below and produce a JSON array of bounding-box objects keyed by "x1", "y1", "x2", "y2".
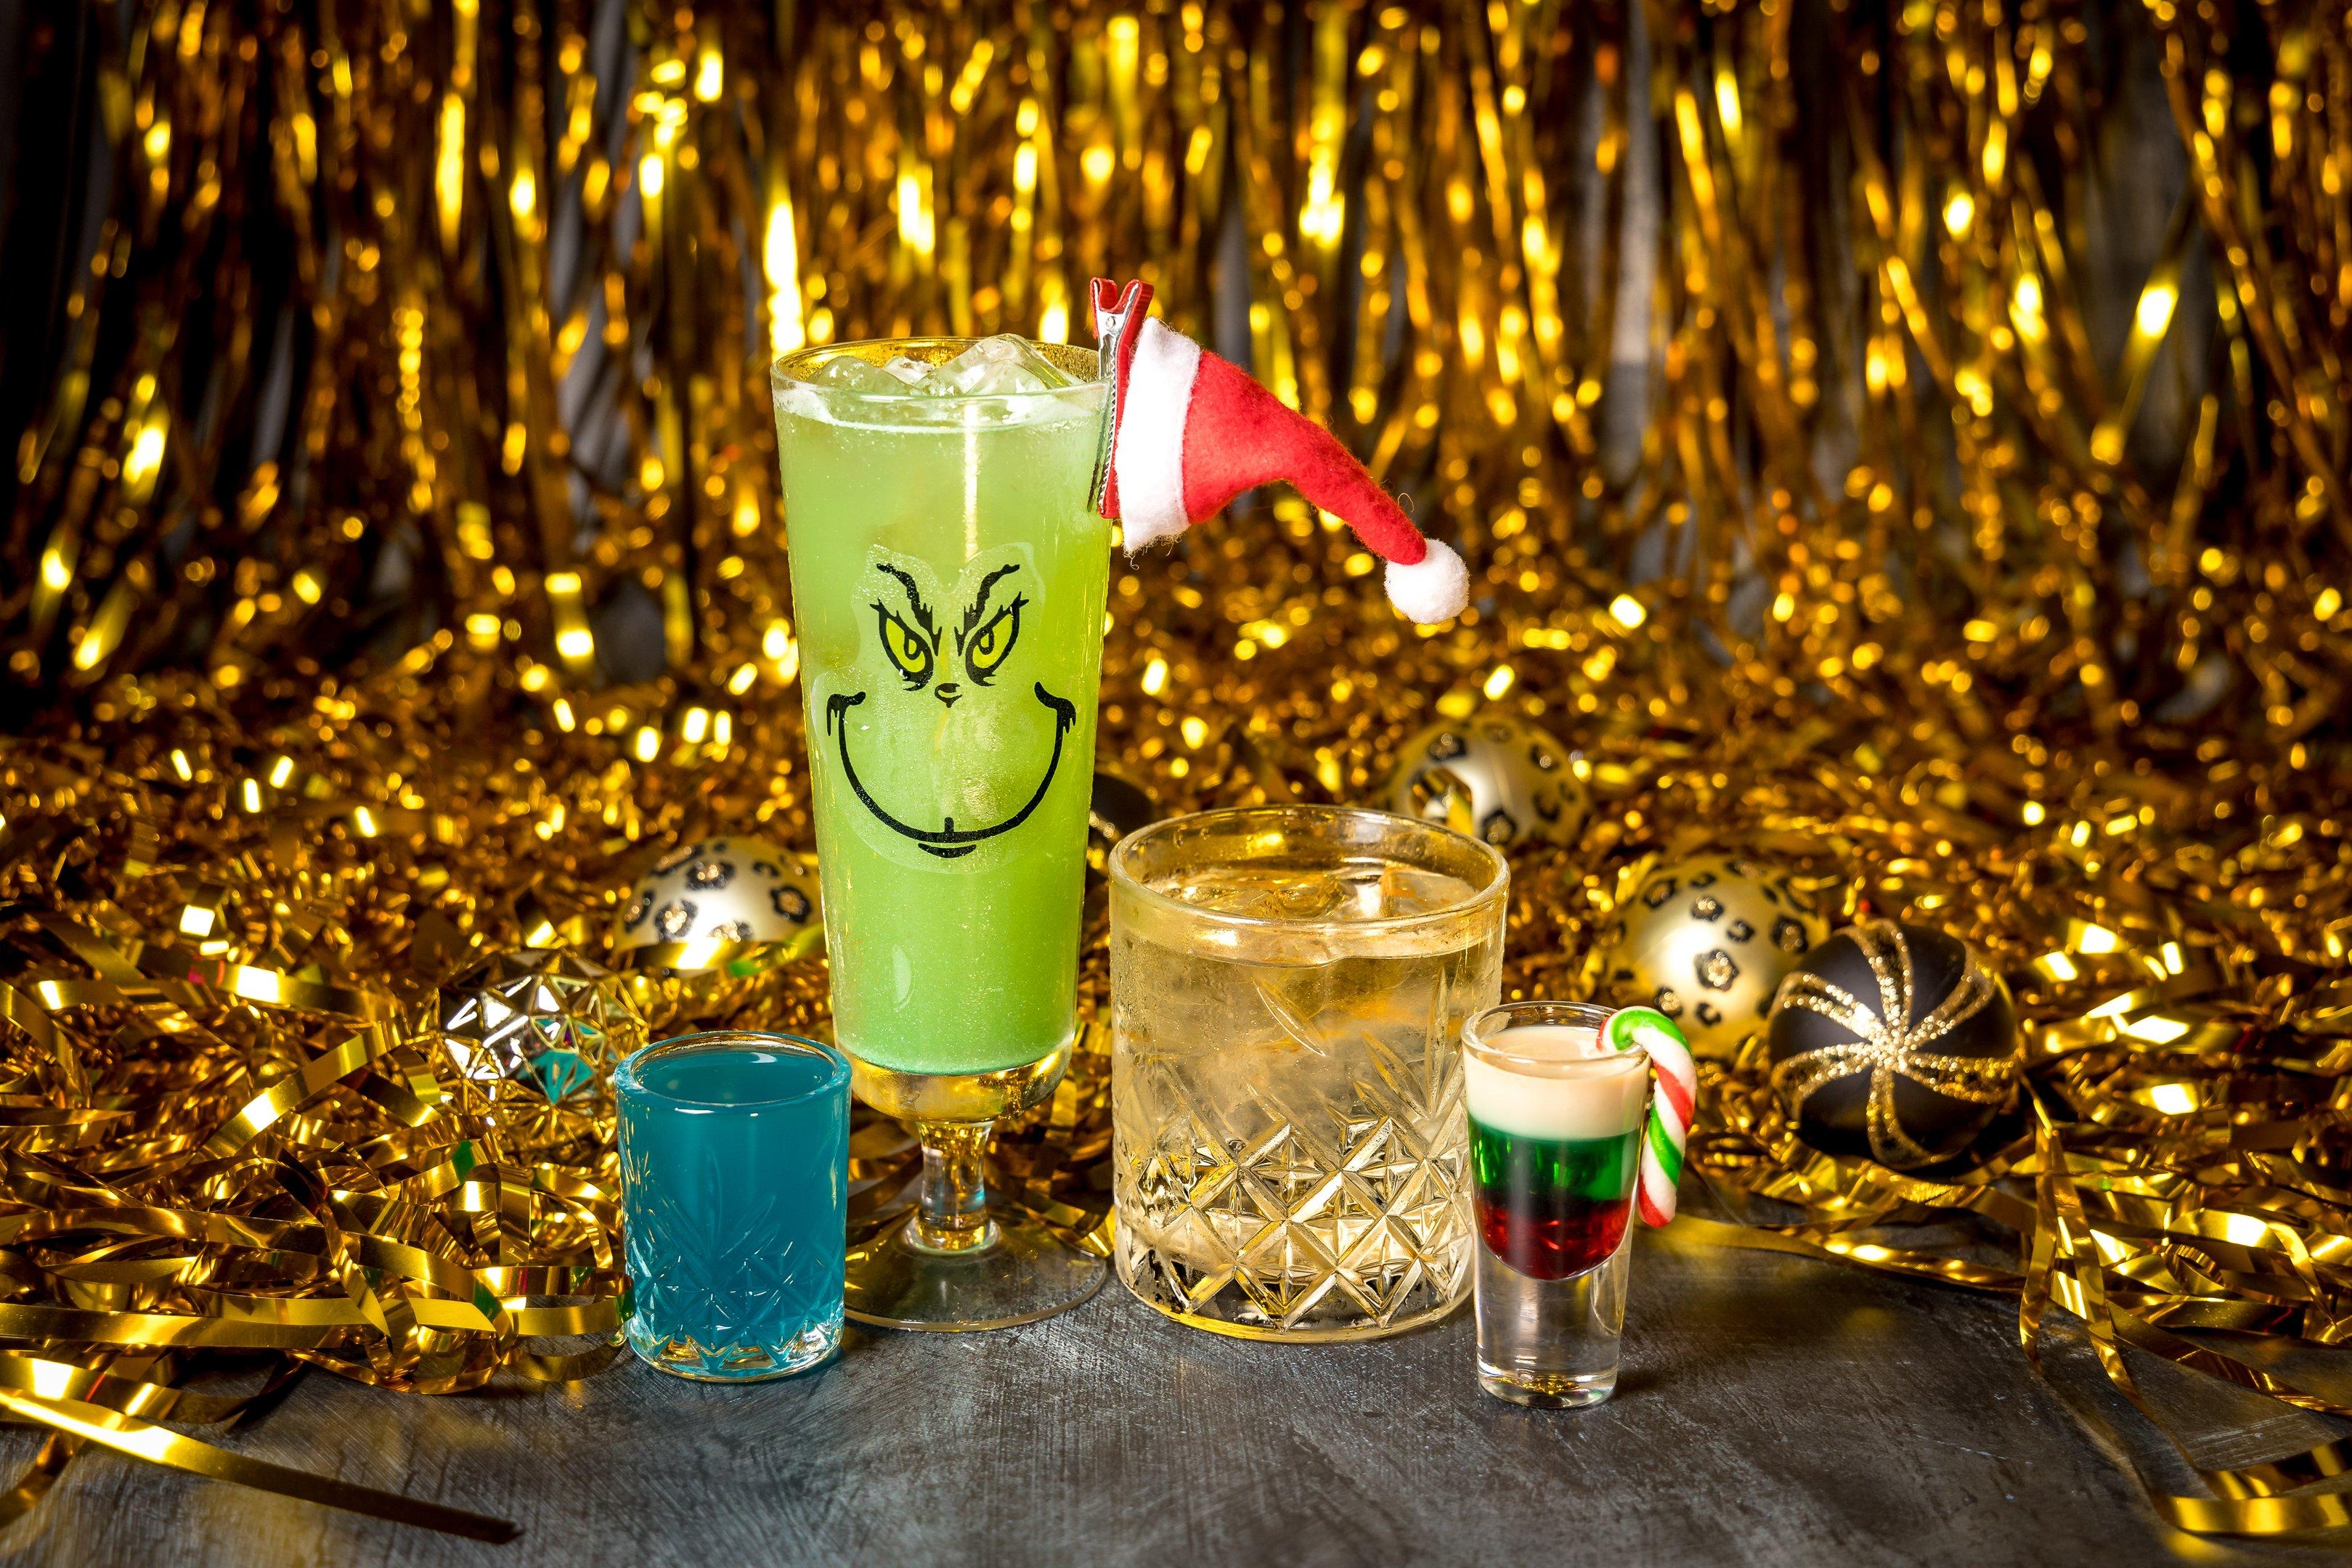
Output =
[{"x1": 907, "y1": 1120, "x2": 998, "y2": 1254}]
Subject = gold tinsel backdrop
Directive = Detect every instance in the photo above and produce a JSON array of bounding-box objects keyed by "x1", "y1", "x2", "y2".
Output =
[{"x1": 1, "y1": 0, "x2": 2351, "y2": 1541}]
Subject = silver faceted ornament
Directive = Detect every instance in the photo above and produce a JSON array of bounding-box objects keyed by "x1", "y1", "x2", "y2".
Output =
[
  {"x1": 435, "y1": 947, "x2": 646, "y2": 1159},
  {"x1": 1383, "y1": 713, "x2": 1590, "y2": 850},
  {"x1": 1594, "y1": 854, "x2": 1828, "y2": 1061},
  {"x1": 612, "y1": 836, "x2": 824, "y2": 958}
]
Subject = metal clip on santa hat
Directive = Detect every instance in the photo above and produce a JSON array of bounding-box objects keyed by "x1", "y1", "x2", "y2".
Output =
[{"x1": 1088, "y1": 278, "x2": 1471, "y2": 625}]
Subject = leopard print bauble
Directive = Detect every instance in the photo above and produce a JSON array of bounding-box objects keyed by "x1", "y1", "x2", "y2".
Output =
[
  {"x1": 1383, "y1": 713, "x2": 1590, "y2": 851},
  {"x1": 1594, "y1": 854, "x2": 1828, "y2": 1061},
  {"x1": 613, "y1": 836, "x2": 823, "y2": 957}
]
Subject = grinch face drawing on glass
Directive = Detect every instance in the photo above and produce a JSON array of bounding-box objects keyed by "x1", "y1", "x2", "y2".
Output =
[{"x1": 815, "y1": 543, "x2": 1078, "y2": 870}]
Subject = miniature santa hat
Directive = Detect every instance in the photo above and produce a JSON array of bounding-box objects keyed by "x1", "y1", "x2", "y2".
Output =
[{"x1": 1089, "y1": 278, "x2": 1470, "y2": 624}]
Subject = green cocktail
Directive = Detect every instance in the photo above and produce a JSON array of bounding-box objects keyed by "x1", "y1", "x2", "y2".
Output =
[{"x1": 771, "y1": 335, "x2": 1108, "y2": 1329}]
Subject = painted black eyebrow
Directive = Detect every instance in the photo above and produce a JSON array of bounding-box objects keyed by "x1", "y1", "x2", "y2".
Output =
[
  {"x1": 959, "y1": 563, "x2": 1023, "y2": 646},
  {"x1": 876, "y1": 563, "x2": 938, "y2": 646}
]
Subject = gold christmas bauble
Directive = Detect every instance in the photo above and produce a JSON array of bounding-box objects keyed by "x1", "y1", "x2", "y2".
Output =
[
  {"x1": 1383, "y1": 713, "x2": 1590, "y2": 850},
  {"x1": 1595, "y1": 854, "x2": 1828, "y2": 1060},
  {"x1": 436, "y1": 948, "x2": 646, "y2": 1159},
  {"x1": 613, "y1": 836, "x2": 823, "y2": 955}
]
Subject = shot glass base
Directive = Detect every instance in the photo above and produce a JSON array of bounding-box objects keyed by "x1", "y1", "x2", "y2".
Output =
[
  {"x1": 628, "y1": 1310, "x2": 843, "y2": 1382},
  {"x1": 845, "y1": 1212, "x2": 1104, "y2": 1331},
  {"x1": 1478, "y1": 1360, "x2": 1618, "y2": 1408}
]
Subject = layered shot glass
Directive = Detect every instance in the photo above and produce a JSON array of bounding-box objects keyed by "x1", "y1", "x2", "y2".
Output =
[{"x1": 1461, "y1": 1001, "x2": 1649, "y2": 1407}]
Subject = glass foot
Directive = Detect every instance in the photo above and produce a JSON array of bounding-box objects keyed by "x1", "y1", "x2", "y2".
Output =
[{"x1": 845, "y1": 1212, "x2": 1104, "y2": 1331}]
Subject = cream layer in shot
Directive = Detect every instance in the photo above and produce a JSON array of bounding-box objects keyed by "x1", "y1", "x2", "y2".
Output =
[{"x1": 1462, "y1": 1024, "x2": 1647, "y2": 1138}]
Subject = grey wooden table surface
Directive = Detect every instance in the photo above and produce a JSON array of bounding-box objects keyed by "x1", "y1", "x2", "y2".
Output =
[{"x1": 1, "y1": 1225, "x2": 2346, "y2": 1567}]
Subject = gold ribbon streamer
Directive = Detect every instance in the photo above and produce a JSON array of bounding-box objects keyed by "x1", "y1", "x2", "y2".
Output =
[{"x1": 0, "y1": 1389, "x2": 516, "y2": 1543}]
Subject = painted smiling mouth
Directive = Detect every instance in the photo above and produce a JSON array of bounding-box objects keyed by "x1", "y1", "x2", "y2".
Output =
[{"x1": 824, "y1": 682, "x2": 1078, "y2": 859}]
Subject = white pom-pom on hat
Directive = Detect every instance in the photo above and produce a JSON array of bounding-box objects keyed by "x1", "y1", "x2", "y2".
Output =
[
  {"x1": 1091, "y1": 277, "x2": 1472, "y2": 625},
  {"x1": 1383, "y1": 539, "x2": 1470, "y2": 624}
]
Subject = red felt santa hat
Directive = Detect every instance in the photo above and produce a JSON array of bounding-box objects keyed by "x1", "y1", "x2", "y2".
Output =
[{"x1": 1088, "y1": 278, "x2": 1470, "y2": 624}]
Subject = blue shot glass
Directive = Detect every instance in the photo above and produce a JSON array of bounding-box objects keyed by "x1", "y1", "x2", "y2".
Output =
[{"x1": 617, "y1": 1032, "x2": 850, "y2": 1381}]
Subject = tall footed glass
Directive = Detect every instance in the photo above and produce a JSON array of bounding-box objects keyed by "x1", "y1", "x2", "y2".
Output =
[{"x1": 772, "y1": 337, "x2": 1109, "y2": 1330}]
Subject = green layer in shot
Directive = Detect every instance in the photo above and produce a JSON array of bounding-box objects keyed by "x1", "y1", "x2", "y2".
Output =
[{"x1": 1468, "y1": 1119, "x2": 1641, "y2": 1204}]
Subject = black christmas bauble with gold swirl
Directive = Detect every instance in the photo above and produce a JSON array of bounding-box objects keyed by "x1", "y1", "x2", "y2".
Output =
[
  {"x1": 1594, "y1": 854, "x2": 1828, "y2": 1060},
  {"x1": 1767, "y1": 920, "x2": 2020, "y2": 1169},
  {"x1": 1383, "y1": 713, "x2": 1590, "y2": 850}
]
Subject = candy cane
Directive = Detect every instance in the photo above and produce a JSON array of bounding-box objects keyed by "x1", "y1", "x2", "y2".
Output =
[{"x1": 1601, "y1": 1006, "x2": 1695, "y2": 1227}]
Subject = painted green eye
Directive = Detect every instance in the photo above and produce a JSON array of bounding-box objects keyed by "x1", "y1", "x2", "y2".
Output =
[
  {"x1": 964, "y1": 602, "x2": 1022, "y2": 682},
  {"x1": 875, "y1": 606, "x2": 933, "y2": 687}
]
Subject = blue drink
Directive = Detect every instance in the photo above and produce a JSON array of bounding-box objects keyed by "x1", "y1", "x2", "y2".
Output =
[{"x1": 617, "y1": 1032, "x2": 850, "y2": 1381}]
